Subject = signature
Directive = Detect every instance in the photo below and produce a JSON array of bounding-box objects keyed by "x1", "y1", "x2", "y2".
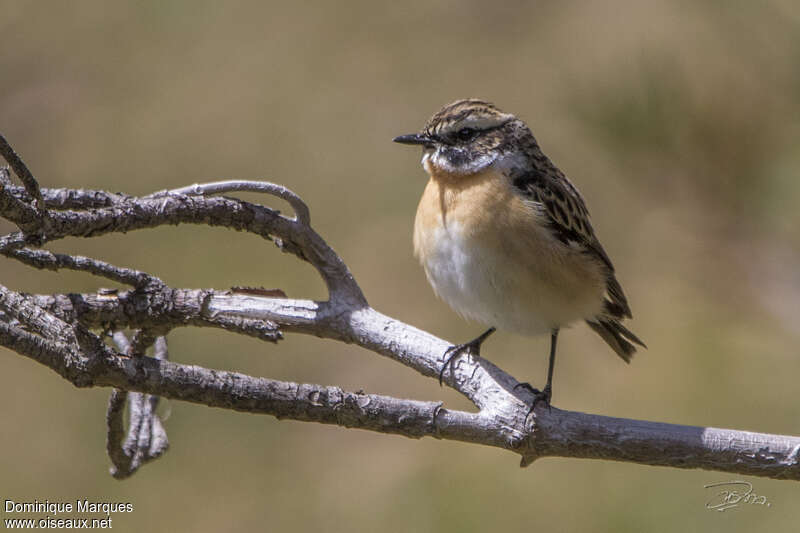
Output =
[{"x1": 704, "y1": 481, "x2": 771, "y2": 512}]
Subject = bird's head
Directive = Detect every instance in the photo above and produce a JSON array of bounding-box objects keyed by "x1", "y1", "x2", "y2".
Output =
[{"x1": 394, "y1": 99, "x2": 528, "y2": 176}]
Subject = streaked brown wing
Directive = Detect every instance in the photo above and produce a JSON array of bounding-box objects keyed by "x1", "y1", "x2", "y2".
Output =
[{"x1": 510, "y1": 167, "x2": 632, "y2": 319}]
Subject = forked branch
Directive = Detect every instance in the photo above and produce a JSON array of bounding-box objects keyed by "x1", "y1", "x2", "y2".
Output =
[{"x1": 1, "y1": 136, "x2": 798, "y2": 481}]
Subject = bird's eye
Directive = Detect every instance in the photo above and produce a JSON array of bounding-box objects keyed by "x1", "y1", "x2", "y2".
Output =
[{"x1": 454, "y1": 127, "x2": 478, "y2": 142}]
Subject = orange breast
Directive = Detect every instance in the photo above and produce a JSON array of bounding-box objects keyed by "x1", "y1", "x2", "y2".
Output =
[{"x1": 414, "y1": 167, "x2": 542, "y2": 260}]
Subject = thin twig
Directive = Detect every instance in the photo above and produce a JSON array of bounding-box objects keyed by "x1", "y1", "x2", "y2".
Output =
[
  {"x1": 3, "y1": 247, "x2": 163, "y2": 288},
  {"x1": 106, "y1": 388, "x2": 132, "y2": 478},
  {"x1": 0, "y1": 168, "x2": 42, "y2": 231},
  {"x1": 159, "y1": 180, "x2": 311, "y2": 226},
  {"x1": 0, "y1": 134, "x2": 45, "y2": 211}
]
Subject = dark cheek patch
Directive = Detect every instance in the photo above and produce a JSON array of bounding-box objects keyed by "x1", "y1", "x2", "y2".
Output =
[{"x1": 443, "y1": 147, "x2": 469, "y2": 167}]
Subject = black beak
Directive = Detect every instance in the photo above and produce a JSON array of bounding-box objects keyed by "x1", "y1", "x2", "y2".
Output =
[{"x1": 392, "y1": 133, "x2": 433, "y2": 146}]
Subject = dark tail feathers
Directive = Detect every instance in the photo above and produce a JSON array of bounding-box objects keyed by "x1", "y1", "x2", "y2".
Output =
[{"x1": 586, "y1": 318, "x2": 646, "y2": 363}]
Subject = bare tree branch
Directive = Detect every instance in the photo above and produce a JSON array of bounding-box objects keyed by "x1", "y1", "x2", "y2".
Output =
[
  {"x1": 0, "y1": 167, "x2": 42, "y2": 232},
  {"x1": 105, "y1": 388, "x2": 132, "y2": 477},
  {"x1": 1, "y1": 137, "x2": 799, "y2": 481},
  {"x1": 4, "y1": 246, "x2": 163, "y2": 288},
  {"x1": 159, "y1": 179, "x2": 311, "y2": 226},
  {"x1": 106, "y1": 332, "x2": 169, "y2": 479},
  {"x1": 0, "y1": 134, "x2": 45, "y2": 211}
]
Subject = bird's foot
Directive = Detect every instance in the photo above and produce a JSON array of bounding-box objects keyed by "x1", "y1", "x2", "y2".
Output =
[
  {"x1": 438, "y1": 327, "x2": 496, "y2": 386},
  {"x1": 514, "y1": 382, "x2": 552, "y2": 416}
]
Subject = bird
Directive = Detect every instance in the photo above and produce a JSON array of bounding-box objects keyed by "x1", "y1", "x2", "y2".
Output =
[{"x1": 393, "y1": 98, "x2": 644, "y2": 410}]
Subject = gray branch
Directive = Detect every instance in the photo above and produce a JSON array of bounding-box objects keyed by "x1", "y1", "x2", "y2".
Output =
[
  {"x1": 106, "y1": 332, "x2": 169, "y2": 479},
  {"x1": 0, "y1": 134, "x2": 45, "y2": 212},
  {"x1": 1, "y1": 138, "x2": 798, "y2": 481},
  {"x1": 157, "y1": 179, "x2": 311, "y2": 226}
]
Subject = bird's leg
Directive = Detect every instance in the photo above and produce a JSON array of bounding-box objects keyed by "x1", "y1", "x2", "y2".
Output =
[
  {"x1": 515, "y1": 328, "x2": 559, "y2": 414},
  {"x1": 438, "y1": 327, "x2": 496, "y2": 386}
]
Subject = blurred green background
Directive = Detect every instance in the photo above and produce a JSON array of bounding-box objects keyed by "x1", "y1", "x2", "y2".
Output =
[{"x1": 2, "y1": 1, "x2": 799, "y2": 531}]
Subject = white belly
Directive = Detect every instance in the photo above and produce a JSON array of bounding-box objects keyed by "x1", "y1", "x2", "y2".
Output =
[
  {"x1": 418, "y1": 222, "x2": 560, "y2": 334},
  {"x1": 413, "y1": 173, "x2": 606, "y2": 336}
]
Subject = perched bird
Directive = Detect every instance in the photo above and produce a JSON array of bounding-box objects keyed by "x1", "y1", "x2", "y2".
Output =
[{"x1": 393, "y1": 98, "x2": 644, "y2": 409}]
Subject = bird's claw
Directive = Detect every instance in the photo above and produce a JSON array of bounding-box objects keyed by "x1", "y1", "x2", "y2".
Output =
[
  {"x1": 438, "y1": 327, "x2": 496, "y2": 386},
  {"x1": 514, "y1": 382, "x2": 552, "y2": 418}
]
